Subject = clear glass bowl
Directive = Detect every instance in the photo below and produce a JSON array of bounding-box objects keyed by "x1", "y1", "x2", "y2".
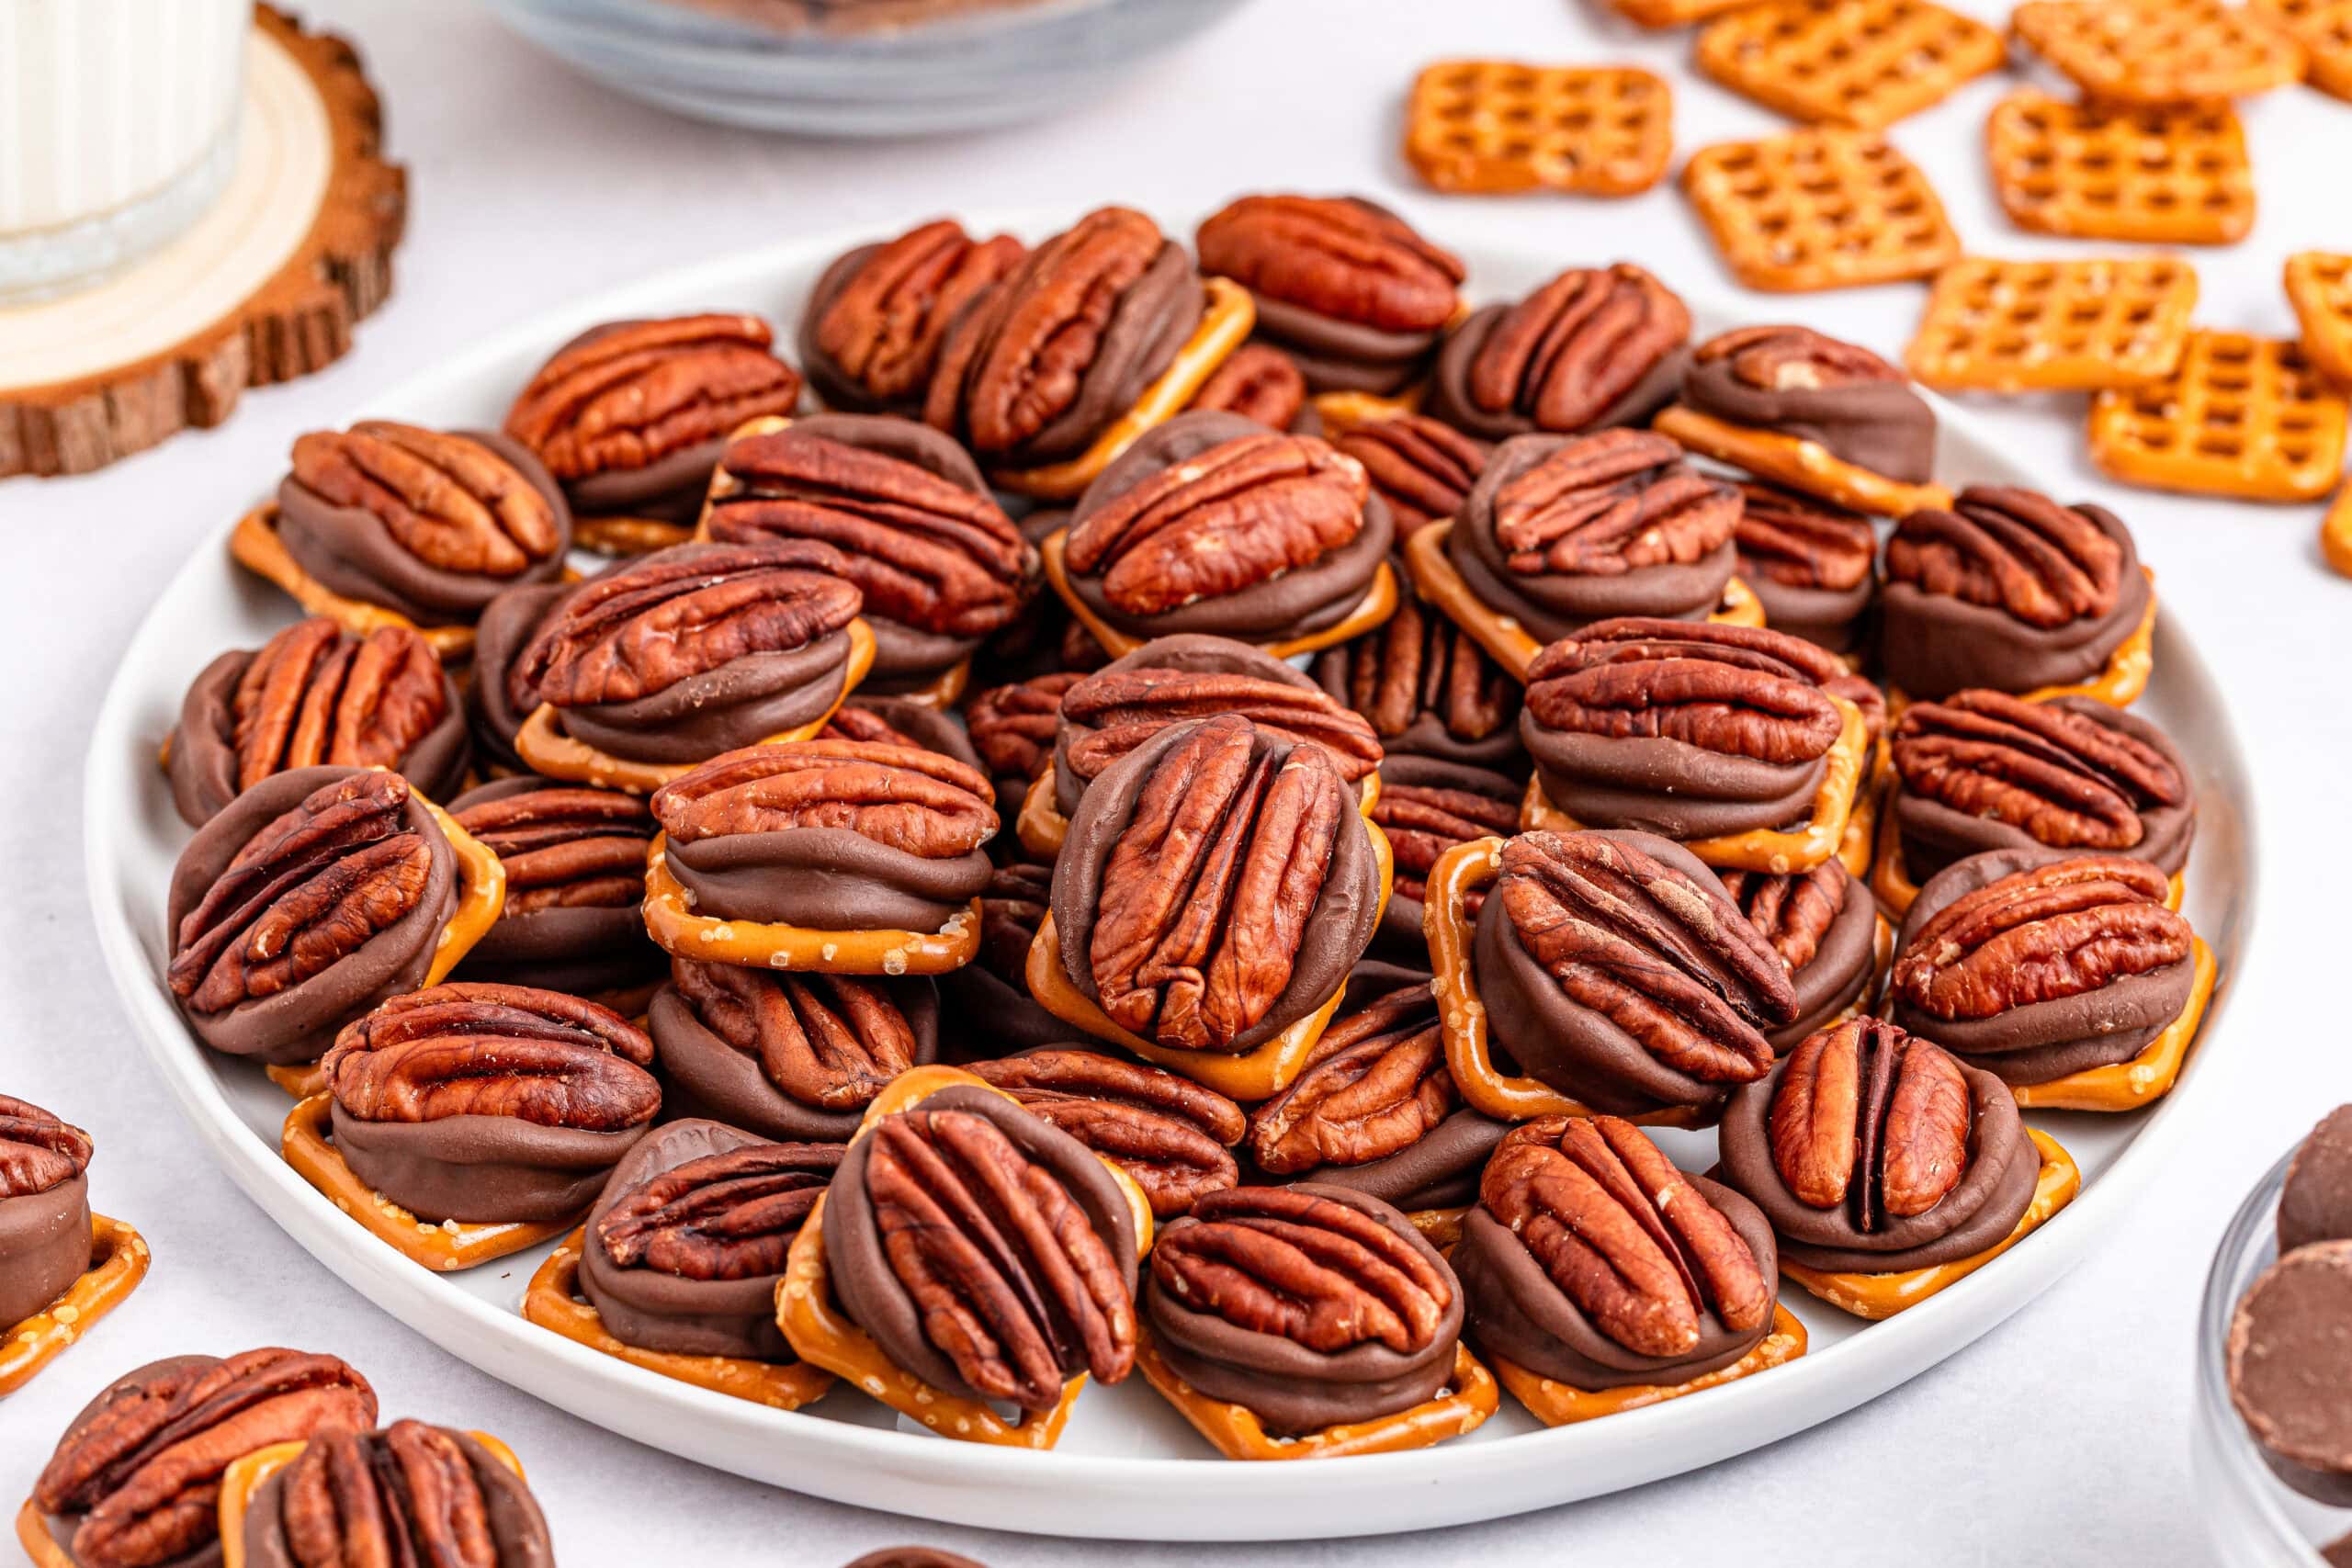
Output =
[
  {"x1": 474, "y1": 0, "x2": 1252, "y2": 135},
  {"x1": 2196, "y1": 1147, "x2": 2348, "y2": 1566}
]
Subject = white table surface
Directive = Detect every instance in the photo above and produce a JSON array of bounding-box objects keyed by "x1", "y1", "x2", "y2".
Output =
[{"x1": 3, "y1": 0, "x2": 2345, "y2": 1561}]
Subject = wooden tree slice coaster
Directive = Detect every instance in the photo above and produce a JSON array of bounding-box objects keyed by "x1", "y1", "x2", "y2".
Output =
[{"x1": 0, "y1": 6, "x2": 406, "y2": 479}]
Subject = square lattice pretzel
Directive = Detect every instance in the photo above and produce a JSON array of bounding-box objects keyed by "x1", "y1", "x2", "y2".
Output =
[
  {"x1": 1404, "y1": 61, "x2": 1675, "y2": 197},
  {"x1": 2087, "y1": 331, "x2": 2349, "y2": 502},
  {"x1": 1682, "y1": 128, "x2": 1959, "y2": 292},
  {"x1": 1907, "y1": 256, "x2": 2199, "y2": 392},
  {"x1": 2253, "y1": 0, "x2": 2352, "y2": 98},
  {"x1": 2286, "y1": 251, "x2": 2352, "y2": 384},
  {"x1": 1985, "y1": 90, "x2": 2254, "y2": 246},
  {"x1": 2011, "y1": 0, "x2": 2307, "y2": 104},
  {"x1": 1696, "y1": 0, "x2": 2005, "y2": 130}
]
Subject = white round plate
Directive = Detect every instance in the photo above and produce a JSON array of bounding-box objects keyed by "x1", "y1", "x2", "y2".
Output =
[{"x1": 85, "y1": 220, "x2": 2256, "y2": 1542}]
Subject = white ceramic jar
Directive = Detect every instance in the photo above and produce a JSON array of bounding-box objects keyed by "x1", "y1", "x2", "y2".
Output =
[{"x1": 0, "y1": 0, "x2": 249, "y2": 302}]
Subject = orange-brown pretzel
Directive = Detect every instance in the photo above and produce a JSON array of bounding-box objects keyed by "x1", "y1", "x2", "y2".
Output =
[
  {"x1": 513, "y1": 618, "x2": 876, "y2": 795},
  {"x1": 1042, "y1": 530, "x2": 1401, "y2": 664},
  {"x1": 1780, "y1": 1129, "x2": 2079, "y2": 1320},
  {"x1": 2010, "y1": 937, "x2": 2214, "y2": 1112},
  {"x1": 571, "y1": 516, "x2": 696, "y2": 557},
  {"x1": 0, "y1": 1214, "x2": 149, "y2": 1397},
  {"x1": 1839, "y1": 729, "x2": 1894, "y2": 880},
  {"x1": 990, "y1": 279, "x2": 1256, "y2": 501},
  {"x1": 1310, "y1": 387, "x2": 1424, "y2": 434},
  {"x1": 1519, "y1": 695, "x2": 1868, "y2": 875},
  {"x1": 280, "y1": 1094, "x2": 576, "y2": 1272},
  {"x1": 2326, "y1": 483, "x2": 2352, "y2": 580},
  {"x1": 1653, "y1": 406, "x2": 1952, "y2": 518},
  {"x1": 215, "y1": 1434, "x2": 529, "y2": 1568},
  {"x1": 1134, "y1": 1329, "x2": 1498, "y2": 1461},
  {"x1": 1420, "y1": 836, "x2": 1704, "y2": 1127},
  {"x1": 521, "y1": 1228, "x2": 835, "y2": 1411},
  {"x1": 641, "y1": 833, "x2": 982, "y2": 976},
  {"x1": 1489, "y1": 1303, "x2": 1808, "y2": 1426},
  {"x1": 227, "y1": 507, "x2": 477, "y2": 660}
]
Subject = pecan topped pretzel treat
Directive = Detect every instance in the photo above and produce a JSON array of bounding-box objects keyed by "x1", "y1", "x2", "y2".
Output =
[
  {"x1": 799, "y1": 218, "x2": 1026, "y2": 417},
  {"x1": 1721, "y1": 859, "x2": 1884, "y2": 1055},
  {"x1": 1453, "y1": 1115, "x2": 1802, "y2": 1423},
  {"x1": 165, "y1": 767, "x2": 501, "y2": 1067},
  {"x1": 1313, "y1": 588, "x2": 1523, "y2": 770},
  {"x1": 967, "y1": 1048, "x2": 1246, "y2": 1219},
  {"x1": 1185, "y1": 343, "x2": 1320, "y2": 434},
  {"x1": 1519, "y1": 619, "x2": 1870, "y2": 873},
  {"x1": 701, "y1": 412, "x2": 1035, "y2": 703},
  {"x1": 1426, "y1": 264, "x2": 1690, "y2": 442},
  {"x1": 23, "y1": 1349, "x2": 377, "y2": 1568},
  {"x1": 1889, "y1": 850, "x2": 2214, "y2": 1109},
  {"x1": 1883, "y1": 690, "x2": 2195, "y2": 898},
  {"x1": 1035, "y1": 713, "x2": 1390, "y2": 1102},
  {"x1": 644, "y1": 739, "x2": 998, "y2": 973},
  {"x1": 229, "y1": 422, "x2": 571, "y2": 653},
  {"x1": 1880, "y1": 486, "x2": 2155, "y2": 705},
  {"x1": 503, "y1": 312, "x2": 803, "y2": 553},
  {"x1": 0, "y1": 1099, "x2": 94, "y2": 1333},
  {"x1": 306, "y1": 984, "x2": 662, "y2": 1249},
  {"x1": 1656, "y1": 325, "x2": 1950, "y2": 519},
  {"x1": 1136, "y1": 1184, "x2": 1498, "y2": 1459},
  {"x1": 1049, "y1": 411, "x2": 1398, "y2": 660},
  {"x1": 1430, "y1": 428, "x2": 1744, "y2": 671},
  {"x1": 1731, "y1": 480, "x2": 1880, "y2": 655},
  {"x1": 1716, "y1": 1017, "x2": 2076, "y2": 1317},
  {"x1": 233, "y1": 1420, "x2": 553, "y2": 1568},
  {"x1": 507, "y1": 539, "x2": 873, "y2": 792},
  {"x1": 1193, "y1": 194, "x2": 1467, "y2": 407},
  {"x1": 924, "y1": 206, "x2": 1251, "y2": 500},
  {"x1": 649, "y1": 961, "x2": 939, "y2": 1142},
  {"x1": 447, "y1": 777, "x2": 663, "y2": 1009},
  {"x1": 779, "y1": 1077, "x2": 1143, "y2": 1447},
  {"x1": 1331, "y1": 415, "x2": 1490, "y2": 537},
  {"x1": 167, "y1": 617, "x2": 469, "y2": 829}
]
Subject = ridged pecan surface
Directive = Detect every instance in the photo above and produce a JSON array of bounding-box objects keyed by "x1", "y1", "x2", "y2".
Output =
[
  {"x1": 672, "y1": 959, "x2": 921, "y2": 1111},
  {"x1": 504, "y1": 314, "x2": 801, "y2": 480},
  {"x1": 1195, "y1": 195, "x2": 1464, "y2": 331},
  {"x1": 289, "y1": 422, "x2": 560, "y2": 573},
  {"x1": 651, "y1": 739, "x2": 997, "y2": 858},
  {"x1": 1153, "y1": 1186, "x2": 1454, "y2": 1352},
  {"x1": 1891, "y1": 855, "x2": 2191, "y2": 1022},
  {"x1": 455, "y1": 784, "x2": 652, "y2": 916},
  {"x1": 812, "y1": 220, "x2": 1025, "y2": 406},
  {"x1": 1885, "y1": 486, "x2": 2124, "y2": 627},
  {"x1": 969, "y1": 1050, "x2": 1244, "y2": 1218},
  {"x1": 1491, "y1": 429, "x2": 1737, "y2": 577},
  {"x1": 1721, "y1": 862, "x2": 1849, "y2": 974},
  {"x1": 1892, "y1": 690, "x2": 2186, "y2": 852},
  {"x1": 1524, "y1": 619, "x2": 1846, "y2": 763},
  {"x1": 598, "y1": 1142, "x2": 841, "y2": 1280},
  {"x1": 1770, "y1": 1018, "x2": 1970, "y2": 1229},
  {"x1": 272, "y1": 1421, "x2": 502, "y2": 1568},
  {"x1": 0, "y1": 1095, "x2": 92, "y2": 1197},
  {"x1": 1059, "y1": 662, "x2": 1382, "y2": 784},
  {"x1": 1331, "y1": 592, "x2": 1518, "y2": 745},
  {"x1": 1333, "y1": 415, "x2": 1488, "y2": 533},
  {"x1": 1247, "y1": 992, "x2": 1453, "y2": 1173},
  {"x1": 321, "y1": 982, "x2": 660, "y2": 1130},
  {"x1": 229, "y1": 620, "x2": 448, "y2": 795},
  {"x1": 1698, "y1": 324, "x2": 1905, "y2": 391},
  {"x1": 1468, "y1": 264, "x2": 1688, "y2": 430},
  {"x1": 1734, "y1": 480, "x2": 1878, "y2": 592},
  {"x1": 1187, "y1": 343, "x2": 1308, "y2": 431}
]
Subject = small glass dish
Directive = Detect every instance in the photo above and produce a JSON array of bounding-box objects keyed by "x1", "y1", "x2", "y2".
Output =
[
  {"x1": 2196, "y1": 1146, "x2": 2349, "y2": 1566},
  {"x1": 473, "y1": 0, "x2": 1253, "y2": 136}
]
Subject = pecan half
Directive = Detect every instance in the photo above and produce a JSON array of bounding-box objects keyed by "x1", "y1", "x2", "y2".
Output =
[
  {"x1": 1062, "y1": 432, "x2": 1369, "y2": 616},
  {"x1": 1090, "y1": 716, "x2": 1349, "y2": 1051},
  {"x1": 966, "y1": 672, "x2": 1080, "y2": 784},
  {"x1": 1468, "y1": 265, "x2": 1689, "y2": 431},
  {"x1": 923, "y1": 207, "x2": 1166, "y2": 457},
  {"x1": 968, "y1": 1049, "x2": 1245, "y2": 1217},
  {"x1": 1491, "y1": 429, "x2": 1738, "y2": 577},
  {"x1": 1152, "y1": 1185, "x2": 1455, "y2": 1353},
  {"x1": 1735, "y1": 480, "x2": 1877, "y2": 592},
  {"x1": 672, "y1": 959, "x2": 921, "y2": 1111},
  {"x1": 1721, "y1": 862, "x2": 1849, "y2": 974},
  {"x1": 1248, "y1": 997, "x2": 1453, "y2": 1172},
  {"x1": 229, "y1": 620, "x2": 449, "y2": 795},
  {"x1": 1891, "y1": 854, "x2": 2191, "y2": 1022},
  {"x1": 1893, "y1": 689, "x2": 2187, "y2": 852},
  {"x1": 598, "y1": 1141, "x2": 841, "y2": 1280},
  {"x1": 811, "y1": 220, "x2": 1026, "y2": 406},
  {"x1": 1481, "y1": 1116, "x2": 1770, "y2": 1356},
  {"x1": 1495, "y1": 831, "x2": 1794, "y2": 1082},
  {"x1": 168, "y1": 771, "x2": 435, "y2": 1016},
  {"x1": 288, "y1": 422, "x2": 561, "y2": 574},
  {"x1": 517, "y1": 540, "x2": 863, "y2": 710},
  {"x1": 1187, "y1": 343, "x2": 1308, "y2": 431},
  {"x1": 1697, "y1": 324, "x2": 1905, "y2": 391},
  {"x1": 1194, "y1": 195, "x2": 1464, "y2": 333},
  {"x1": 34, "y1": 1349, "x2": 378, "y2": 1568},
  {"x1": 1524, "y1": 619, "x2": 1847, "y2": 764},
  {"x1": 1330, "y1": 592, "x2": 1518, "y2": 745},
  {"x1": 1374, "y1": 772, "x2": 1521, "y2": 908},
  {"x1": 1059, "y1": 661, "x2": 1383, "y2": 784},
  {"x1": 274, "y1": 1422, "x2": 503, "y2": 1568},
  {"x1": 454, "y1": 784, "x2": 653, "y2": 916},
  {"x1": 503, "y1": 314, "x2": 802, "y2": 482},
  {"x1": 650, "y1": 739, "x2": 997, "y2": 858},
  {"x1": 1333, "y1": 415, "x2": 1489, "y2": 534},
  {"x1": 0, "y1": 1095, "x2": 92, "y2": 1197},
  {"x1": 865, "y1": 1102, "x2": 1137, "y2": 1407},
  {"x1": 706, "y1": 426, "x2": 1029, "y2": 637},
  {"x1": 321, "y1": 982, "x2": 660, "y2": 1130},
  {"x1": 1887, "y1": 486, "x2": 2126, "y2": 628},
  {"x1": 1770, "y1": 1018, "x2": 1970, "y2": 1230}
]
